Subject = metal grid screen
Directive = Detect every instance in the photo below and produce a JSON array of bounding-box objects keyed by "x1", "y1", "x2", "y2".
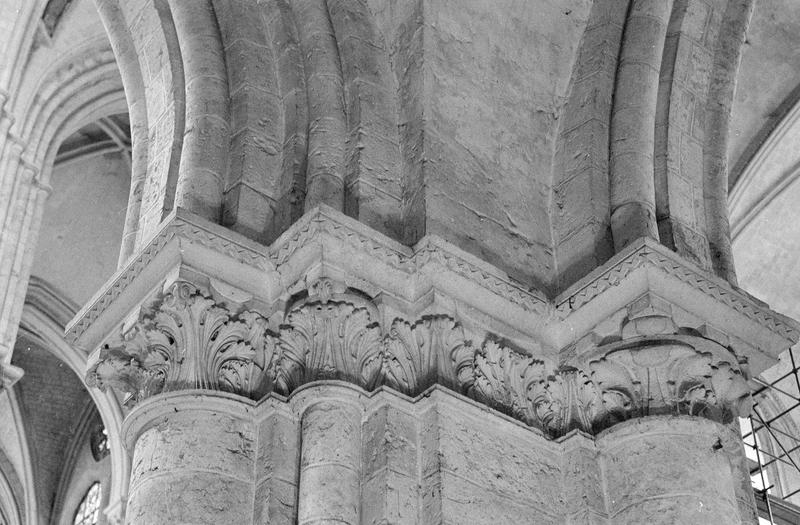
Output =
[{"x1": 744, "y1": 347, "x2": 800, "y2": 524}]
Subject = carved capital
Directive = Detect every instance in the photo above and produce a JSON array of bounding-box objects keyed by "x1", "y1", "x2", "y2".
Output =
[
  {"x1": 86, "y1": 282, "x2": 754, "y2": 437},
  {"x1": 87, "y1": 281, "x2": 479, "y2": 405},
  {"x1": 530, "y1": 367, "x2": 603, "y2": 436},
  {"x1": 459, "y1": 342, "x2": 605, "y2": 437},
  {"x1": 587, "y1": 336, "x2": 751, "y2": 425},
  {"x1": 87, "y1": 282, "x2": 275, "y2": 404},
  {"x1": 381, "y1": 315, "x2": 474, "y2": 393},
  {"x1": 273, "y1": 300, "x2": 382, "y2": 392},
  {"x1": 462, "y1": 341, "x2": 546, "y2": 426},
  {"x1": 271, "y1": 299, "x2": 473, "y2": 395},
  {"x1": 455, "y1": 332, "x2": 751, "y2": 437}
]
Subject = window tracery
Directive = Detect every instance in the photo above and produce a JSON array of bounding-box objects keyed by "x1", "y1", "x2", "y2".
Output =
[{"x1": 73, "y1": 482, "x2": 100, "y2": 525}]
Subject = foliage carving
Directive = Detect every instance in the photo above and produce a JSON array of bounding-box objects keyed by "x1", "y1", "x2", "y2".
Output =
[{"x1": 87, "y1": 284, "x2": 754, "y2": 437}]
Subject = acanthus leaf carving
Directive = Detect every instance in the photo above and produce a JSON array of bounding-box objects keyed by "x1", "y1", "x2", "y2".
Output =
[
  {"x1": 86, "y1": 282, "x2": 273, "y2": 402},
  {"x1": 212, "y1": 311, "x2": 277, "y2": 398},
  {"x1": 530, "y1": 367, "x2": 602, "y2": 435},
  {"x1": 86, "y1": 282, "x2": 755, "y2": 436},
  {"x1": 273, "y1": 302, "x2": 382, "y2": 393},
  {"x1": 381, "y1": 315, "x2": 473, "y2": 393},
  {"x1": 460, "y1": 343, "x2": 609, "y2": 437},
  {"x1": 587, "y1": 352, "x2": 636, "y2": 424},
  {"x1": 464, "y1": 340, "x2": 545, "y2": 425},
  {"x1": 586, "y1": 339, "x2": 753, "y2": 425},
  {"x1": 670, "y1": 351, "x2": 717, "y2": 417}
]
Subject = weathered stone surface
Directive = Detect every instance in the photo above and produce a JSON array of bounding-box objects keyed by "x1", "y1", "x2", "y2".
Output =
[
  {"x1": 68, "y1": 199, "x2": 797, "y2": 523},
  {"x1": 297, "y1": 398, "x2": 362, "y2": 525},
  {"x1": 5, "y1": 1, "x2": 800, "y2": 524},
  {"x1": 599, "y1": 417, "x2": 744, "y2": 524},
  {"x1": 87, "y1": 271, "x2": 768, "y2": 443},
  {"x1": 123, "y1": 394, "x2": 256, "y2": 525},
  {"x1": 118, "y1": 384, "x2": 762, "y2": 524}
]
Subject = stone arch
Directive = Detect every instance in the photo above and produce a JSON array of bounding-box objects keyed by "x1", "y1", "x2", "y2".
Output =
[
  {"x1": 0, "y1": 33, "x2": 127, "y2": 367},
  {"x1": 550, "y1": 0, "x2": 746, "y2": 290},
  {"x1": 91, "y1": 0, "x2": 149, "y2": 264},
  {"x1": 94, "y1": 0, "x2": 308, "y2": 244},
  {"x1": 0, "y1": 386, "x2": 35, "y2": 525},
  {"x1": 702, "y1": 0, "x2": 755, "y2": 284},
  {"x1": 654, "y1": 0, "x2": 714, "y2": 269},
  {"x1": 292, "y1": 0, "x2": 348, "y2": 214},
  {"x1": 0, "y1": 441, "x2": 25, "y2": 525},
  {"x1": 728, "y1": 89, "x2": 800, "y2": 243},
  {"x1": 608, "y1": 0, "x2": 673, "y2": 252},
  {"x1": 167, "y1": 0, "x2": 230, "y2": 222},
  {"x1": 727, "y1": 1, "x2": 800, "y2": 345},
  {"x1": 95, "y1": 0, "x2": 408, "y2": 248},
  {"x1": 1, "y1": 26, "x2": 131, "y2": 517},
  {"x1": 25, "y1": 53, "x2": 125, "y2": 175},
  {"x1": 550, "y1": 0, "x2": 628, "y2": 289},
  {"x1": 0, "y1": 1, "x2": 49, "y2": 99},
  {"x1": 17, "y1": 278, "x2": 128, "y2": 525},
  {"x1": 326, "y1": 0, "x2": 404, "y2": 240},
  {"x1": 551, "y1": 0, "x2": 742, "y2": 292},
  {"x1": 262, "y1": 0, "x2": 310, "y2": 237},
  {"x1": 211, "y1": 0, "x2": 296, "y2": 242},
  {"x1": 645, "y1": 0, "x2": 754, "y2": 282},
  {"x1": 92, "y1": 0, "x2": 186, "y2": 245},
  {"x1": 575, "y1": 0, "x2": 754, "y2": 285}
]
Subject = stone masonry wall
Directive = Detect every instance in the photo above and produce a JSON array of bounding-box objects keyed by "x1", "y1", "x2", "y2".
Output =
[{"x1": 123, "y1": 386, "x2": 755, "y2": 525}]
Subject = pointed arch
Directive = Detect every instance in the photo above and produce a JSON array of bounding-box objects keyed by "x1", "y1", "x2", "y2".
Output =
[{"x1": 18, "y1": 278, "x2": 128, "y2": 525}]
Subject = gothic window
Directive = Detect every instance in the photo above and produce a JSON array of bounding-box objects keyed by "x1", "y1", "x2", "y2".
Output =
[
  {"x1": 741, "y1": 416, "x2": 771, "y2": 493},
  {"x1": 89, "y1": 426, "x2": 109, "y2": 462},
  {"x1": 72, "y1": 482, "x2": 101, "y2": 525}
]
